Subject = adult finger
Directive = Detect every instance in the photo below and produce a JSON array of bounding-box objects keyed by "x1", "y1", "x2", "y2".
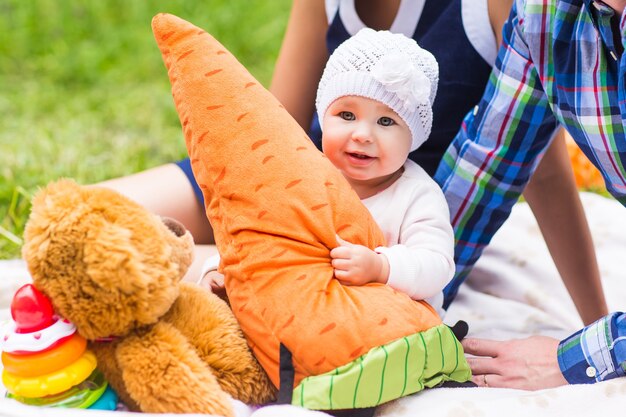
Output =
[
  {"x1": 471, "y1": 373, "x2": 506, "y2": 388},
  {"x1": 462, "y1": 337, "x2": 504, "y2": 357},
  {"x1": 465, "y1": 356, "x2": 502, "y2": 375}
]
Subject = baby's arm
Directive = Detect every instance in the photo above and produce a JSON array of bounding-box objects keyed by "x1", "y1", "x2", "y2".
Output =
[
  {"x1": 330, "y1": 236, "x2": 390, "y2": 285},
  {"x1": 377, "y1": 181, "x2": 455, "y2": 301},
  {"x1": 205, "y1": 237, "x2": 389, "y2": 289}
]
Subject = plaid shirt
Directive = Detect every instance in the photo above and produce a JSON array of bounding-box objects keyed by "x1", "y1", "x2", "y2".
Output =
[
  {"x1": 559, "y1": 312, "x2": 626, "y2": 383},
  {"x1": 434, "y1": 0, "x2": 626, "y2": 382}
]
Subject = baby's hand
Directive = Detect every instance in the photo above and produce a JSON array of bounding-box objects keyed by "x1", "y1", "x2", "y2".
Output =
[
  {"x1": 199, "y1": 271, "x2": 228, "y2": 302},
  {"x1": 330, "y1": 235, "x2": 389, "y2": 285}
]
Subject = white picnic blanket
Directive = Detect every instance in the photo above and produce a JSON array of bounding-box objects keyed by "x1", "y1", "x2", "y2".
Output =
[{"x1": 1, "y1": 192, "x2": 625, "y2": 416}]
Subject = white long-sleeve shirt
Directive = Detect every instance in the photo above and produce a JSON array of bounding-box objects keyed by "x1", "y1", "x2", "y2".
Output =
[{"x1": 362, "y1": 160, "x2": 454, "y2": 309}]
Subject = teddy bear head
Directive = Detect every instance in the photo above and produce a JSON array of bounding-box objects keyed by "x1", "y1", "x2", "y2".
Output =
[{"x1": 21, "y1": 179, "x2": 194, "y2": 340}]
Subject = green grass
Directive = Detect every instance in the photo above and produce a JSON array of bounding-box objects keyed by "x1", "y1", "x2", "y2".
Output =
[{"x1": 0, "y1": 0, "x2": 290, "y2": 258}]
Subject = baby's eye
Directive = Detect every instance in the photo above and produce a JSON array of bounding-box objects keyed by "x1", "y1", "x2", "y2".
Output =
[
  {"x1": 378, "y1": 117, "x2": 395, "y2": 126},
  {"x1": 339, "y1": 111, "x2": 355, "y2": 121}
]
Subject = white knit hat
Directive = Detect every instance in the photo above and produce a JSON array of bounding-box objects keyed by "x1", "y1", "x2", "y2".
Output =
[{"x1": 316, "y1": 28, "x2": 438, "y2": 152}]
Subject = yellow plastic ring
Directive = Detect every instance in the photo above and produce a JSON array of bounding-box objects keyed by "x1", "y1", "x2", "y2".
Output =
[
  {"x1": 7, "y1": 370, "x2": 108, "y2": 408},
  {"x1": 2, "y1": 350, "x2": 97, "y2": 398},
  {"x1": 2, "y1": 333, "x2": 87, "y2": 377}
]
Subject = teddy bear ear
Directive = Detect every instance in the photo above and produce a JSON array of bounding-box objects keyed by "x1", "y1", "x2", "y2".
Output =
[{"x1": 83, "y1": 221, "x2": 150, "y2": 294}]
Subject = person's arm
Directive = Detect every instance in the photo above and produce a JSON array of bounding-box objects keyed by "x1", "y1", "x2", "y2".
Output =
[
  {"x1": 269, "y1": 0, "x2": 328, "y2": 129},
  {"x1": 374, "y1": 180, "x2": 455, "y2": 300},
  {"x1": 487, "y1": 0, "x2": 607, "y2": 324},
  {"x1": 487, "y1": 0, "x2": 513, "y2": 47},
  {"x1": 462, "y1": 335, "x2": 566, "y2": 389},
  {"x1": 522, "y1": 130, "x2": 608, "y2": 325},
  {"x1": 331, "y1": 176, "x2": 454, "y2": 299},
  {"x1": 462, "y1": 312, "x2": 626, "y2": 389},
  {"x1": 434, "y1": 1, "x2": 559, "y2": 308},
  {"x1": 558, "y1": 312, "x2": 626, "y2": 383}
]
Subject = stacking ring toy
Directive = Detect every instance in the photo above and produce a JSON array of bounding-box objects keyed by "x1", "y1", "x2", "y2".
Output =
[
  {"x1": 7, "y1": 370, "x2": 108, "y2": 408},
  {"x1": 88, "y1": 384, "x2": 119, "y2": 410},
  {"x1": 2, "y1": 317, "x2": 76, "y2": 354},
  {"x1": 2, "y1": 333, "x2": 87, "y2": 377},
  {"x1": 2, "y1": 350, "x2": 97, "y2": 398}
]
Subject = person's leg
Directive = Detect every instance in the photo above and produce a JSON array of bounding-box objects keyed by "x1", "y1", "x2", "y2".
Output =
[{"x1": 98, "y1": 163, "x2": 214, "y2": 244}]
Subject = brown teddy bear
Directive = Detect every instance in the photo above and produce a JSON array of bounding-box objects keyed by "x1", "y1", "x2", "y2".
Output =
[{"x1": 20, "y1": 179, "x2": 276, "y2": 416}]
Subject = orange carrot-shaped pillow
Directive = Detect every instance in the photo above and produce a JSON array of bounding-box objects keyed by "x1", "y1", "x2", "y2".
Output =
[{"x1": 152, "y1": 13, "x2": 469, "y2": 410}]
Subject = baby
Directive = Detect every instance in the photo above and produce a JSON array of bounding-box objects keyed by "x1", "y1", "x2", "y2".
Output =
[
  {"x1": 317, "y1": 28, "x2": 453, "y2": 314},
  {"x1": 205, "y1": 29, "x2": 454, "y2": 314},
  {"x1": 153, "y1": 14, "x2": 472, "y2": 415}
]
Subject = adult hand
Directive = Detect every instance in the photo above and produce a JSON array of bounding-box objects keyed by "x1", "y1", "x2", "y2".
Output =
[
  {"x1": 330, "y1": 235, "x2": 389, "y2": 286},
  {"x1": 462, "y1": 336, "x2": 568, "y2": 390}
]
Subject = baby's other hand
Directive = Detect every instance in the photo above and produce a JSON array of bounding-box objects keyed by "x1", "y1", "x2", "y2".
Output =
[
  {"x1": 330, "y1": 235, "x2": 389, "y2": 286},
  {"x1": 199, "y1": 271, "x2": 228, "y2": 302}
]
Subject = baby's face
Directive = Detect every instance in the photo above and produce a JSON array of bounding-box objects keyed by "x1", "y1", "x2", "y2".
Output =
[{"x1": 321, "y1": 96, "x2": 411, "y2": 185}]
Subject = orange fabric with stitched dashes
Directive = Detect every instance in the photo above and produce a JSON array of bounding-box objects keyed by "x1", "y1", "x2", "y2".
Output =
[{"x1": 152, "y1": 13, "x2": 441, "y2": 387}]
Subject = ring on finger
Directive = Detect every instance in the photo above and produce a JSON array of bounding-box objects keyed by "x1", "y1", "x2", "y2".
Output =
[{"x1": 483, "y1": 374, "x2": 489, "y2": 387}]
